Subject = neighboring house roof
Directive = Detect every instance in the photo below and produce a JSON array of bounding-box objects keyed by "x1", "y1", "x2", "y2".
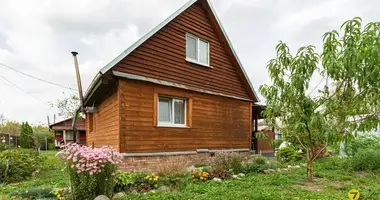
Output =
[
  {"x1": 84, "y1": 0, "x2": 259, "y2": 105},
  {"x1": 49, "y1": 117, "x2": 86, "y2": 131}
]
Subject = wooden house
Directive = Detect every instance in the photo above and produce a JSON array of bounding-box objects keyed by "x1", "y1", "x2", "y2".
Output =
[
  {"x1": 0, "y1": 133, "x2": 20, "y2": 147},
  {"x1": 49, "y1": 118, "x2": 86, "y2": 148},
  {"x1": 82, "y1": 0, "x2": 265, "y2": 171}
]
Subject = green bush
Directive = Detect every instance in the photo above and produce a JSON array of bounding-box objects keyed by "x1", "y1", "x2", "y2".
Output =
[
  {"x1": 346, "y1": 135, "x2": 380, "y2": 156},
  {"x1": 68, "y1": 162, "x2": 117, "y2": 199},
  {"x1": 315, "y1": 157, "x2": 351, "y2": 171},
  {"x1": 159, "y1": 172, "x2": 190, "y2": 189},
  {"x1": 242, "y1": 157, "x2": 279, "y2": 174},
  {"x1": 114, "y1": 171, "x2": 147, "y2": 192},
  {"x1": 352, "y1": 148, "x2": 380, "y2": 171},
  {"x1": 276, "y1": 145, "x2": 303, "y2": 163},
  {"x1": 0, "y1": 143, "x2": 9, "y2": 152},
  {"x1": 57, "y1": 143, "x2": 122, "y2": 199},
  {"x1": 9, "y1": 188, "x2": 54, "y2": 199},
  {"x1": 212, "y1": 152, "x2": 243, "y2": 174},
  {"x1": 0, "y1": 149, "x2": 43, "y2": 183}
]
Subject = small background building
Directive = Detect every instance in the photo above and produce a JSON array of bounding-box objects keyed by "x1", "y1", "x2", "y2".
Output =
[
  {"x1": 49, "y1": 118, "x2": 86, "y2": 147},
  {"x1": 0, "y1": 132, "x2": 20, "y2": 147}
]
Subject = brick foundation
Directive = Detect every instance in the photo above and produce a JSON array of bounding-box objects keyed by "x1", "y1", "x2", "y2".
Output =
[{"x1": 119, "y1": 151, "x2": 252, "y2": 172}]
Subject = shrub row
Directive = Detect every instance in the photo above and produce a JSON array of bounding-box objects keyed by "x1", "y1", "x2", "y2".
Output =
[{"x1": 0, "y1": 149, "x2": 43, "y2": 183}]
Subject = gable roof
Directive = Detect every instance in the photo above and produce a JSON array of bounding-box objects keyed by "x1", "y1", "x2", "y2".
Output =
[
  {"x1": 84, "y1": 0, "x2": 259, "y2": 103},
  {"x1": 49, "y1": 117, "x2": 85, "y2": 130}
]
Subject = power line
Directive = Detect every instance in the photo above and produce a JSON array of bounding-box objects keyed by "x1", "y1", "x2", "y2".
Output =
[
  {"x1": 0, "y1": 75, "x2": 49, "y2": 106},
  {"x1": 308, "y1": 77, "x2": 325, "y2": 96},
  {"x1": 0, "y1": 62, "x2": 78, "y2": 91}
]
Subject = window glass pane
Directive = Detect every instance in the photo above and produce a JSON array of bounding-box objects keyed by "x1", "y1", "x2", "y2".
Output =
[
  {"x1": 186, "y1": 36, "x2": 197, "y2": 60},
  {"x1": 66, "y1": 131, "x2": 74, "y2": 140},
  {"x1": 159, "y1": 98, "x2": 171, "y2": 123},
  {"x1": 174, "y1": 99, "x2": 185, "y2": 124},
  {"x1": 199, "y1": 40, "x2": 209, "y2": 64}
]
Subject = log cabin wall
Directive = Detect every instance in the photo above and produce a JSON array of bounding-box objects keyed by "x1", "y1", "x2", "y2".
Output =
[
  {"x1": 113, "y1": 1, "x2": 250, "y2": 100},
  {"x1": 86, "y1": 90, "x2": 120, "y2": 151},
  {"x1": 119, "y1": 79, "x2": 251, "y2": 153}
]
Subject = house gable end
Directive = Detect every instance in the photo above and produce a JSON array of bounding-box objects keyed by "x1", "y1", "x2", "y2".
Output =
[{"x1": 86, "y1": 0, "x2": 258, "y2": 103}]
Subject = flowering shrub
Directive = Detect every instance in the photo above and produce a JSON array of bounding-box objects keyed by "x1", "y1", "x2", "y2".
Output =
[
  {"x1": 57, "y1": 143, "x2": 122, "y2": 200},
  {"x1": 188, "y1": 168, "x2": 209, "y2": 181},
  {"x1": 212, "y1": 152, "x2": 243, "y2": 174},
  {"x1": 55, "y1": 189, "x2": 65, "y2": 200},
  {"x1": 143, "y1": 173, "x2": 159, "y2": 190}
]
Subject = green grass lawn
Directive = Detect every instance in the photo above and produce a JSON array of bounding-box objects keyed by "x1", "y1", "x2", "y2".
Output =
[
  {"x1": 1, "y1": 152, "x2": 379, "y2": 200},
  {"x1": 122, "y1": 159, "x2": 380, "y2": 200},
  {"x1": 0, "y1": 150, "x2": 68, "y2": 200}
]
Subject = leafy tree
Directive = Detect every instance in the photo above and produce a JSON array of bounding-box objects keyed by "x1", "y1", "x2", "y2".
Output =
[
  {"x1": 33, "y1": 125, "x2": 54, "y2": 150},
  {"x1": 260, "y1": 17, "x2": 380, "y2": 181},
  {"x1": 0, "y1": 120, "x2": 20, "y2": 136},
  {"x1": 20, "y1": 122, "x2": 34, "y2": 148},
  {"x1": 50, "y1": 93, "x2": 80, "y2": 119}
]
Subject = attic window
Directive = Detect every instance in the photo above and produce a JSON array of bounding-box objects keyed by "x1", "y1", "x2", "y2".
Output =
[{"x1": 186, "y1": 33, "x2": 210, "y2": 67}]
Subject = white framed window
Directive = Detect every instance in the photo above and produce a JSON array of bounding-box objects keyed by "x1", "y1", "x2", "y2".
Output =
[
  {"x1": 186, "y1": 33, "x2": 210, "y2": 67},
  {"x1": 158, "y1": 96, "x2": 186, "y2": 127},
  {"x1": 64, "y1": 131, "x2": 74, "y2": 140}
]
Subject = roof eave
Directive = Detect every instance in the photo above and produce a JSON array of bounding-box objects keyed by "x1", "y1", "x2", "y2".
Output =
[{"x1": 204, "y1": 0, "x2": 259, "y2": 102}]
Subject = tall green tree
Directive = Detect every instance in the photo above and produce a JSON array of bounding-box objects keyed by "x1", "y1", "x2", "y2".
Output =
[
  {"x1": 260, "y1": 17, "x2": 380, "y2": 181},
  {"x1": 20, "y1": 122, "x2": 34, "y2": 148}
]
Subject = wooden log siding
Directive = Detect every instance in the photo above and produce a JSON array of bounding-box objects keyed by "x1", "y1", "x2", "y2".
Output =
[
  {"x1": 86, "y1": 90, "x2": 120, "y2": 151},
  {"x1": 119, "y1": 79, "x2": 251, "y2": 153},
  {"x1": 113, "y1": 1, "x2": 250, "y2": 100}
]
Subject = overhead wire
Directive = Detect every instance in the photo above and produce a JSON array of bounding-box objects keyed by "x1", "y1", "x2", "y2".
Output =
[
  {"x1": 0, "y1": 75, "x2": 49, "y2": 106},
  {"x1": 0, "y1": 62, "x2": 77, "y2": 91}
]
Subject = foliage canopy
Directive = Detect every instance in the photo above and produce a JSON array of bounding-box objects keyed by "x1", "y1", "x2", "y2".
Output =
[{"x1": 260, "y1": 17, "x2": 380, "y2": 181}]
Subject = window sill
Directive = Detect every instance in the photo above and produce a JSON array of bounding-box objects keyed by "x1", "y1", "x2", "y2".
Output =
[
  {"x1": 186, "y1": 58, "x2": 212, "y2": 68},
  {"x1": 157, "y1": 125, "x2": 190, "y2": 129}
]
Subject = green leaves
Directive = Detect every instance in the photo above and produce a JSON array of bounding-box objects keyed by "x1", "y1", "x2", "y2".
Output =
[{"x1": 261, "y1": 17, "x2": 380, "y2": 180}]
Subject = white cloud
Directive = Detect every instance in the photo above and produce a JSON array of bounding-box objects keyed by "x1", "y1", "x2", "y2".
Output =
[{"x1": 0, "y1": 0, "x2": 379, "y2": 124}]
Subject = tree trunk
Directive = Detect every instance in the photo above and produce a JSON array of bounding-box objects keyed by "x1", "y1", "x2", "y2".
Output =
[{"x1": 307, "y1": 160, "x2": 313, "y2": 182}]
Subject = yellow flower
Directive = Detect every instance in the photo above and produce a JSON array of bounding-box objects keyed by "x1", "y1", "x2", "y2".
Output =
[
  {"x1": 149, "y1": 178, "x2": 152, "y2": 181},
  {"x1": 154, "y1": 177, "x2": 158, "y2": 181}
]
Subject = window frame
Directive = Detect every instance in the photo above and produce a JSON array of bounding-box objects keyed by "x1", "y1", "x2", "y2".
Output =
[
  {"x1": 157, "y1": 95, "x2": 187, "y2": 128},
  {"x1": 186, "y1": 33, "x2": 210, "y2": 67},
  {"x1": 64, "y1": 131, "x2": 74, "y2": 140}
]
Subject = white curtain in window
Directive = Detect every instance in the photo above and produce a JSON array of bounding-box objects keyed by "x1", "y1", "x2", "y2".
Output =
[
  {"x1": 199, "y1": 40, "x2": 209, "y2": 64},
  {"x1": 159, "y1": 98, "x2": 171, "y2": 123},
  {"x1": 173, "y1": 99, "x2": 185, "y2": 124},
  {"x1": 186, "y1": 36, "x2": 197, "y2": 60},
  {"x1": 65, "y1": 131, "x2": 74, "y2": 140}
]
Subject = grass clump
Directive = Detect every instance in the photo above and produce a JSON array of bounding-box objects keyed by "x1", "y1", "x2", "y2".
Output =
[{"x1": 352, "y1": 148, "x2": 380, "y2": 172}]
